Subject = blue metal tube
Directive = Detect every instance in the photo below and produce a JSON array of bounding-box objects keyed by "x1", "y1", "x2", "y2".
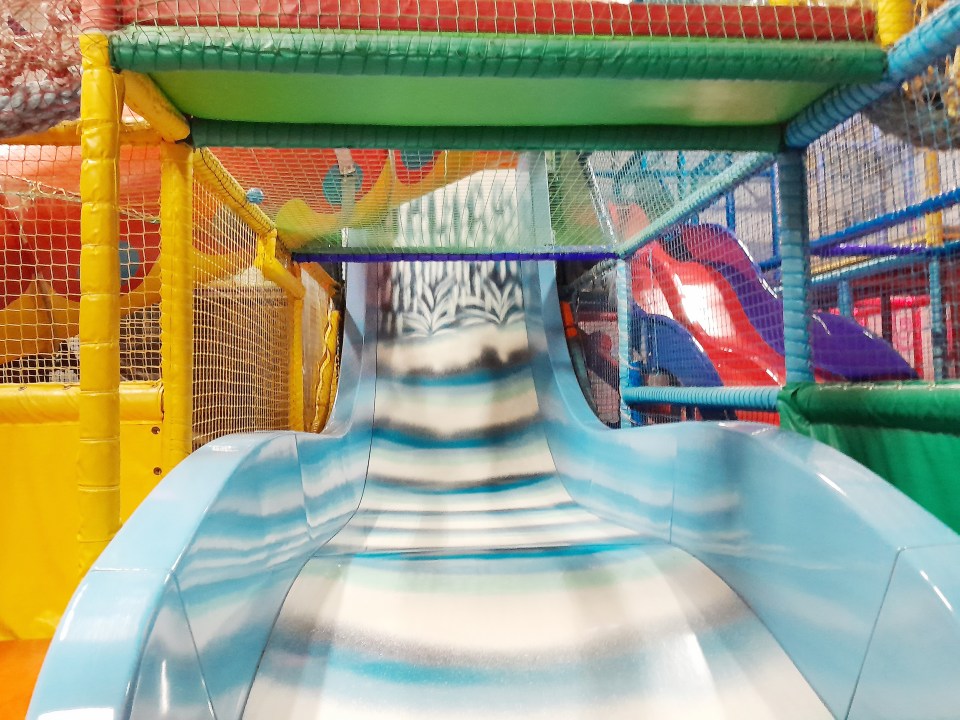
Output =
[
  {"x1": 785, "y1": 0, "x2": 960, "y2": 148},
  {"x1": 725, "y1": 191, "x2": 736, "y2": 232},
  {"x1": 811, "y1": 185, "x2": 960, "y2": 252},
  {"x1": 812, "y1": 254, "x2": 919, "y2": 286},
  {"x1": 689, "y1": 153, "x2": 733, "y2": 183},
  {"x1": 778, "y1": 152, "x2": 814, "y2": 383},
  {"x1": 622, "y1": 385, "x2": 780, "y2": 411},
  {"x1": 599, "y1": 168, "x2": 730, "y2": 181},
  {"x1": 816, "y1": 244, "x2": 927, "y2": 257},
  {"x1": 809, "y1": 241, "x2": 960, "y2": 286},
  {"x1": 759, "y1": 184, "x2": 960, "y2": 271}
]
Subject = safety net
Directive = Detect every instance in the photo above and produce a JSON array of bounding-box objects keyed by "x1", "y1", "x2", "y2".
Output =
[
  {"x1": 0, "y1": 141, "x2": 161, "y2": 383},
  {"x1": 556, "y1": 29, "x2": 960, "y2": 428},
  {"x1": 213, "y1": 149, "x2": 620, "y2": 259},
  {"x1": 107, "y1": 0, "x2": 875, "y2": 40},
  {"x1": 94, "y1": 0, "x2": 885, "y2": 135},
  {"x1": 0, "y1": 0, "x2": 81, "y2": 140}
]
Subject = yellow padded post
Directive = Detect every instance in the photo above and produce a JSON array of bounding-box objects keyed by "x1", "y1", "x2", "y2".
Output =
[
  {"x1": 301, "y1": 262, "x2": 340, "y2": 298},
  {"x1": 4, "y1": 118, "x2": 160, "y2": 146},
  {"x1": 289, "y1": 264, "x2": 305, "y2": 432},
  {"x1": 311, "y1": 309, "x2": 341, "y2": 432},
  {"x1": 121, "y1": 72, "x2": 191, "y2": 143},
  {"x1": 256, "y1": 231, "x2": 306, "y2": 300},
  {"x1": 925, "y1": 151, "x2": 944, "y2": 247},
  {"x1": 77, "y1": 32, "x2": 123, "y2": 574},
  {"x1": 160, "y1": 143, "x2": 195, "y2": 469},
  {"x1": 877, "y1": 0, "x2": 914, "y2": 46}
]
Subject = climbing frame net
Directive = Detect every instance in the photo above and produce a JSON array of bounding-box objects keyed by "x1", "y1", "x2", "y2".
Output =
[
  {"x1": 0, "y1": 0, "x2": 81, "y2": 139},
  {"x1": 191, "y1": 179, "x2": 292, "y2": 447},
  {"x1": 106, "y1": 0, "x2": 875, "y2": 41},
  {"x1": 0, "y1": 143, "x2": 161, "y2": 384},
  {"x1": 210, "y1": 149, "x2": 622, "y2": 258}
]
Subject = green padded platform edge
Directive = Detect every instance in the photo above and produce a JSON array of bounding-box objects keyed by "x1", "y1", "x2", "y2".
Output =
[
  {"x1": 778, "y1": 381, "x2": 960, "y2": 534},
  {"x1": 778, "y1": 381, "x2": 960, "y2": 433},
  {"x1": 190, "y1": 120, "x2": 785, "y2": 151},
  {"x1": 111, "y1": 26, "x2": 887, "y2": 84}
]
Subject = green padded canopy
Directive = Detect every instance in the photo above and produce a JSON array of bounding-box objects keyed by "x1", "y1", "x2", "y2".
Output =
[{"x1": 111, "y1": 28, "x2": 887, "y2": 148}]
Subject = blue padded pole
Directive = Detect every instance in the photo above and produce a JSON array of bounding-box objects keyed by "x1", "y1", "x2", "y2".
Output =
[
  {"x1": 810, "y1": 240, "x2": 960, "y2": 286},
  {"x1": 677, "y1": 152, "x2": 689, "y2": 200},
  {"x1": 785, "y1": 0, "x2": 960, "y2": 148},
  {"x1": 770, "y1": 167, "x2": 781, "y2": 265},
  {"x1": 725, "y1": 191, "x2": 736, "y2": 232},
  {"x1": 837, "y1": 280, "x2": 854, "y2": 318},
  {"x1": 622, "y1": 386, "x2": 779, "y2": 412},
  {"x1": 778, "y1": 152, "x2": 815, "y2": 383},
  {"x1": 929, "y1": 256, "x2": 946, "y2": 381},
  {"x1": 616, "y1": 259, "x2": 632, "y2": 427},
  {"x1": 811, "y1": 185, "x2": 960, "y2": 251}
]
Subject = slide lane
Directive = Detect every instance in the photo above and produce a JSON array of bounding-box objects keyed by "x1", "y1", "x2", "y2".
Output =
[
  {"x1": 242, "y1": 261, "x2": 826, "y2": 719},
  {"x1": 28, "y1": 261, "x2": 960, "y2": 720}
]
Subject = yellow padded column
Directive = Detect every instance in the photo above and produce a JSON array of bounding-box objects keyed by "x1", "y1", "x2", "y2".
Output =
[
  {"x1": 877, "y1": 0, "x2": 914, "y2": 46},
  {"x1": 122, "y1": 72, "x2": 191, "y2": 143},
  {"x1": 77, "y1": 33, "x2": 123, "y2": 574},
  {"x1": 924, "y1": 151, "x2": 944, "y2": 247},
  {"x1": 160, "y1": 143, "x2": 195, "y2": 469},
  {"x1": 289, "y1": 264, "x2": 305, "y2": 432}
]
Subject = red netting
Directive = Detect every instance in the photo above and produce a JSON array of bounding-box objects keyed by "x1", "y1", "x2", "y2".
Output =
[
  {"x1": 1, "y1": 0, "x2": 81, "y2": 139},
  {"x1": 116, "y1": 0, "x2": 875, "y2": 41}
]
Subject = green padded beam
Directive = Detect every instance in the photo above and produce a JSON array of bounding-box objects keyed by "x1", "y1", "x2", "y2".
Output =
[
  {"x1": 779, "y1": 382, "x2": 960, "y2": 534},
  {"x1": 153, "y1": 70, "x2": 835, "y2": 127},
  {"x1": 779, "y1": 382, "x2": 960, "y2": 434},
  {"x1": 190, "y1": 120, "x2": 784, "y2": 151},
  {"x1": 110, "y1": 27, "x2": 885, "y2": 131},
  {"x1": 112, "y1": 27, "x2": 886, "y2": 83}
]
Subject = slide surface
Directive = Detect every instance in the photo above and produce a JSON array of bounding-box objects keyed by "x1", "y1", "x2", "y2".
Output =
[
  {"x1": 29, "y1": 261, "x2": 960, "y2": 720},
  {"x1": 242, "y1": 261, "x2": 825, "y2": 718}
]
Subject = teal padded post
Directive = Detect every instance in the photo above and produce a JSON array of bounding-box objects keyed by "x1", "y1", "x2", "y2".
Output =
[
  {"x1": 838, "y1": 280, "x2": 854, "y2": 318},
  {"x1": 929, "y1": 257, "x2": 946, "y2": 381},
  {"x1": 778, "y1": 152, "x2": 814, "y2": 383},
  {"x1": 616, "y1": 259, "x2": 632, "y2": 428}
]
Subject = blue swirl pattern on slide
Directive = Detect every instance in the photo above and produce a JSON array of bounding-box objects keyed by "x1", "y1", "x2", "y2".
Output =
[{"x1": 242, "y1": 261, "x2": 828, "y2": 719}]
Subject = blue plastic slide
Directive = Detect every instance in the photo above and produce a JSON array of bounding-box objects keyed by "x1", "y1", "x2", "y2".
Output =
[{"x1": 30, "y1": 261, "x2": 960, "y2": 720}]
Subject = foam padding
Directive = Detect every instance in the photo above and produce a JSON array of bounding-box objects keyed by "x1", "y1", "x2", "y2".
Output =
[
  {"x1": 192, "y1": 121, "x2": 785, "y2": 152},
  {"x1": 111, "y1": 28, "x2": 885, "y2": 130}
]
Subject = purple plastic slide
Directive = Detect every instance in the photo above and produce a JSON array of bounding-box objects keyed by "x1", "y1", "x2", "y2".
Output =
[{"x1": 668, "y1": 224, "x2": 917, "y2": 381}]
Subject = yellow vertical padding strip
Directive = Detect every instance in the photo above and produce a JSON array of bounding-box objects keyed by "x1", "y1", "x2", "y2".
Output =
[
  {"x1": 311, "y1": 308, "x2": 341, "y2": 432},
  {"x1": 160, "y1": 143, "x2": 195, "y2": 469},
  {"x1": 924, "y1": 151, "x2": 944, "y2": 247},
  {"x1": 877, "y1": 0, "x2": 914, "y2": 46},
  {"x1": 77, "y1": 33, "x2": 123, "y2": 574},
  {"x1": 289, "y1": 264, "x2": 305, "y2": 432}
]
